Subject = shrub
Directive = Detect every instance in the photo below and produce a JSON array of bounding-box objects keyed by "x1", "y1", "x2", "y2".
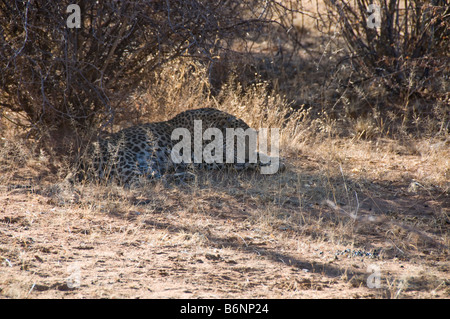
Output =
[
  {"x1": 323, "y1": 0, "x2": 449, "y2": 134},
  {"x1": 0, "y1": 0, "x2": 300, "y2": 151}
]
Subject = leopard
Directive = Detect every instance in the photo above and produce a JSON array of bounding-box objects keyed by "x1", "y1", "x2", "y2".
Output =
[{"x1": 77, "y1": 108, "x2": 284, "y2": 185}]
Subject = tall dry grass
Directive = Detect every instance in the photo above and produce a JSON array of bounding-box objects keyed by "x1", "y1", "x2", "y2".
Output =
[
  {"x1": 0, "y1": 0, "x2": 448, "y2": 259},
  {"x1": 125, "y1": 57, "x2": 312, "y2": 151}
]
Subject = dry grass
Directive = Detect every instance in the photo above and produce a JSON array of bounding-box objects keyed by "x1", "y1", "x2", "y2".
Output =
[
  {"x1": 1, "y1": 108, "x2": 448, "y2": 298},
  {"x1": 1, "y1": 1, "x2": 449, "y2": 299}
]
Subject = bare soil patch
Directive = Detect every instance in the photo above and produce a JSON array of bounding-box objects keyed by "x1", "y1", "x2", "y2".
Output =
[{"x1": 1, "y1": 138, "x2": 448, "y2": 299}]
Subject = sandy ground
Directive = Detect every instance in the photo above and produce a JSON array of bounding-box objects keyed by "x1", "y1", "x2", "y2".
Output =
[
  {"x1": 1, "y1": 139, "x2": 448, "y2": 299},
  {"x1": 1, "y1": 0, "x2": 448, "y2": 301}
]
